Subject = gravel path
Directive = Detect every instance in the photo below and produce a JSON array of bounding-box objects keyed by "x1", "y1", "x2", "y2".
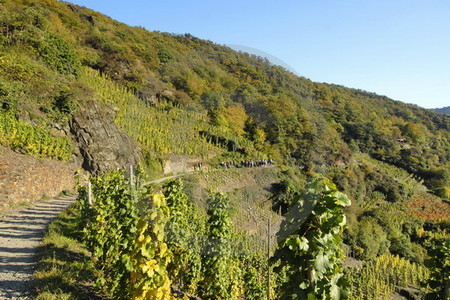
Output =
[
  {"x1": 0, "y1": 170, "x2": 205, "y2": 299},
  {"x1": 0, "y1": 195, "x2": 76, "y2": 300},
  {"x1": 143, "y1": 165, "x2": 275, "y2": 185}
]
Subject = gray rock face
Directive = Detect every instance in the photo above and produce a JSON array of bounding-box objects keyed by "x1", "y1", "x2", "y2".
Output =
[
  {"x1": 70, "y1": 101, "x2": 142, "y2": 174},
  {"x1": 162, "y1": 155, "x2": 200, "y2": 175}
]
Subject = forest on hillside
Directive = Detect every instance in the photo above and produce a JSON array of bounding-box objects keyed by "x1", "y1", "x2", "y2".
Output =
[{"x1": 0, "y1": 0, "x2": 449, "y2": 299}]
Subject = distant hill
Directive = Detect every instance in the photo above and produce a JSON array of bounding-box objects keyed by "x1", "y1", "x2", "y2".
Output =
[{"x1": 434, "y1": 106, "x2": 450, "y2": 115}]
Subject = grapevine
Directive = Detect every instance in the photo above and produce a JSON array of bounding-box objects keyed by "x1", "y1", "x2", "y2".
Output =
[
  {"x1": 200, "y1": 192, "x2": 234, "y2": 299},
  {"x1": 130, "y1": 194, "x2": 175, "y2": 300},
  {"x1": 163, "y1": 179, "x2": 203, "y2": 293},
  {"x1": 79, "y1": 169, "x2": 138, "y2": 298},
  {"x1": 272, "y1": 175, "x2": 351, "y2": 299}
]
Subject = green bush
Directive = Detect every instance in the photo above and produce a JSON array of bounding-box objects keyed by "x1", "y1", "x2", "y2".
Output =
[
  {"x1": 0, "y1": 80, "x2": 19, "y2": 111},
  {"x1": 350, "y1": 217, "x2": 390, "y2": 260},
  {"x1": 272, "y1": 176, "x2": 351, "y2": 299},
  {"x1": 420, "y1": 167, "x2": 450, "y2": 200},
  {"x1": 37, "y1": 34, "x2": 80, "y2": 77}
]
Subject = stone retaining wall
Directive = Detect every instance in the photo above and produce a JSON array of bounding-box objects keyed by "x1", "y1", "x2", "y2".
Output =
[{"x1": 0, "y1": 147, "x2": 76, "y2": 209}]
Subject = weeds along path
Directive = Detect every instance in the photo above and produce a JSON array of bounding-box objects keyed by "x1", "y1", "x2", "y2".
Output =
[
  {"x1": 145, "y1": 173, "x2": 189, "y2": 184},
  {"x1": 0, "y1": 195, "x2": 76, "y2": 300},
  {"x1": 144, "y1": 169, "x2": 212, "y2": 185},
  {"x1": 144, "y1": 168, "x2": 220, "y2": 185}
]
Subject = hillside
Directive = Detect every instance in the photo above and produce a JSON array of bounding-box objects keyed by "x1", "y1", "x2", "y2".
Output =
[
  {"x1": 1, "y1": 0, "x2": 448, "y2": 190},
  {"x1": 0, "y1": 0, "x2": 449, "y2": 299}
]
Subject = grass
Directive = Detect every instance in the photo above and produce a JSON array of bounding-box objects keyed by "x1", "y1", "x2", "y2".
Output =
[{"x1": 34, "y1": 202, "x2": 102, "y2": 300}]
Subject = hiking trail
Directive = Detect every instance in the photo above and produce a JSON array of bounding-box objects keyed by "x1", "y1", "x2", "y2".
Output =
[{"x1": 0, "y1": 195, "x2": 76, "y2": 300}]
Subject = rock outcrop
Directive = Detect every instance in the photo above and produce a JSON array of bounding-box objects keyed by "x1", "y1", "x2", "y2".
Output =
[
  {"x1": 70, "y1": 101, "x2": 142, "y2": 174},
  {"x1": 162, "y1": 155, "x2": 201, "y2": 175}
]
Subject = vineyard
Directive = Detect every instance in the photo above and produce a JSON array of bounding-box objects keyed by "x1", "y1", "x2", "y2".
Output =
[
  {"x1": 79, "y1": 67, "x2": 265, "y2": 162},
  {"x1": 77, "y1": 169, "x2": 271, "y2": 299},
  {"x1": 79, "y1": 67, "x2": 218, "y2": 156},
  {"x1": 346, "y1": 253, "x2": 429, "y2": 299},
  {"x1": 59, "y1": 168, "x2": 445, "y2": 299},
  {"x1": 0, "y1": 0, "x2": 448, "y2": 298},
  {"x1": 407, "y1": 192, "x2": 450, "y2": 222},
  {"x1": 0, "y1": 111, "x2": 72, "y2": 160}
]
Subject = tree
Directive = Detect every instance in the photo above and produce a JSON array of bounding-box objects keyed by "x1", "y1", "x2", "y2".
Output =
[
  {"x1": 224, "y1": 104, "x2": 247, "y2": 136},
  {"x1": 272, "y1": 175, "x2": 351, "y2": 299},
  {"x1": 402, "y1": 122, "x2": 423, "y2": 142},
  {"x1": 350, "y1": 217, "x2": 390, "y2": 260}
]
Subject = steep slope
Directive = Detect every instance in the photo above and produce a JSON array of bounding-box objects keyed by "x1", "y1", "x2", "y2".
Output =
[
  {"x1": 1, "y1": 0, "x2": 447, "y2": 169},
  {"x1": 0, "y1": 0, "x2": 448, "y2": 286}
]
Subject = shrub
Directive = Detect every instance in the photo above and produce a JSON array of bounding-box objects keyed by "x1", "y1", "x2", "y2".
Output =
[
  {"x1": 351, "y1": 217, "x2": 390, "y2": 260},
  {"x1": 37, "y1": 34, "x2": 80, "y2": 76},
  {"x1": 272, "y1": 175, "x2": 351, "y2": 299}
]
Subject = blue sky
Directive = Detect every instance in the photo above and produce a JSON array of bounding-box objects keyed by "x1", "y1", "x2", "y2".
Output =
[{"x1": 68, "y1": 0, "x2": 450, "y2": 108}]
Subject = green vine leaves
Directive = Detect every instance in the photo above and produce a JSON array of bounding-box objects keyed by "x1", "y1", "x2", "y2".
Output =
[
  {"x1": 272, "y1": 175, "x2": 351, "y2": 300},
  {"x1": 78, "y1": 170, "x2": 174, "y2": 299}
]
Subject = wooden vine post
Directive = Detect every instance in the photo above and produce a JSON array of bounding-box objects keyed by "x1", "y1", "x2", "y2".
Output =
[
  {"x1": 267, "y1": 217, "x2": 271, "y2": 300},
  {"x1": 87, "y1": 180, "x2": 93, "y2": 206}
]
